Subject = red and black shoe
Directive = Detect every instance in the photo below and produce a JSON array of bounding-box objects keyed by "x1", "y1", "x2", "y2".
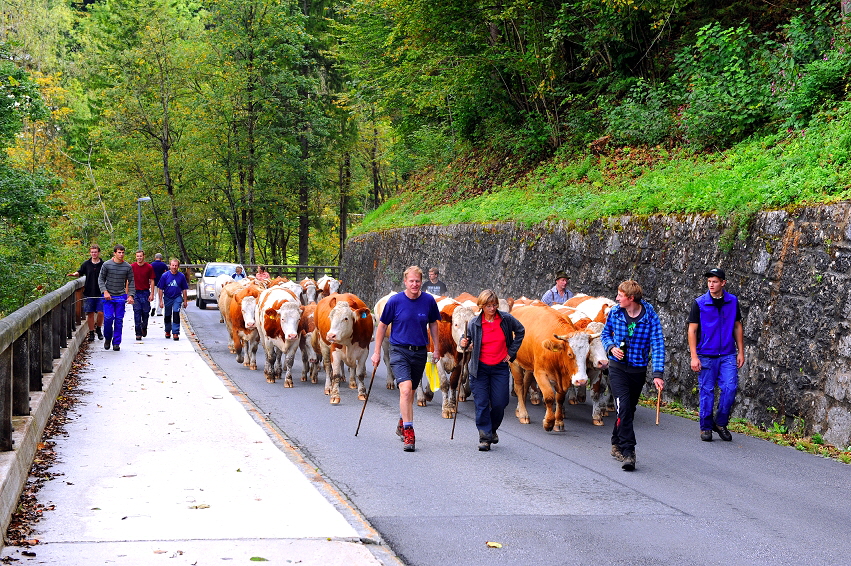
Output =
[{"x1": 402, "y1": 427, "x2": 415, "y2": 452}]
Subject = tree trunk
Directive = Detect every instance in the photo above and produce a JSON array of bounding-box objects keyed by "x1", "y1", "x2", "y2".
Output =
[
  {"x1": 298, "y1": 133, "x2": 309, "y2": 264},
  {"x1": 339, "y1": 152, "x2": 350, "y2": 256},
  {"x1": 162, "y1": 146, "x2": 189, "y2": 264},
  {"x1": 370, "y1": 106, "x2": 381, "y2": 209}
]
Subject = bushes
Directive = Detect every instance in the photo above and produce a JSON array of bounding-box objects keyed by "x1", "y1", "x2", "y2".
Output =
[{"x1": 606, "y1": 80, "x2": 673, "y2": 146}]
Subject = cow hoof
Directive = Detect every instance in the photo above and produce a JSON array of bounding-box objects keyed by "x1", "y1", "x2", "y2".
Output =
[
  {"x1": 568, "y1": 399, "x2": 578, "y2": 405},
  {"x1": 442, "y1": 409, "x2": 454, "y2": 419},
  {"x1": 577, "y1": 395, "x2": 586, "y2": 404},
  {"x1": 592, "y1": 419, "x2": 604, "y2": 426},
  {"x1": 284, "y1": 379, "x2": 294, "y2": 388},
  {"x1": 358, "y1": 393, "x2": 367, "y2": 401},
  {"x1": 266, "y1": 377, "x2": 275, "y2": 384},
  {"x1": 348, "y1": 379, "x2": 357, "y2": 389},
  {"x1": 543, "y1": 421, "x2": 554, "y2": 432},
  {"x1": 417, "y1": 399, "x2": 427, "y2": 407},
  {"x1": 250, "y1": 363, "x2": 257, "y2": 370},
  {"x1": 458, "y1": 395, "x2": 466, "y2": 403},
  {"x1": 311, "y1": 377, "x2": 318, "y2": 384},
  {"x1": 554, "y1": 423, "x2": 565, "y2": 432},
  {"x1": 530, "y1": 398, "x2": 540, "y2": 406},
  {"x1": 330, "y1": 396, "x2": 340, "y2": 405},
  {"x1": 324, "y1": 389, "x2": 330, "y2": 396},
  {"x1": 601, "y1": 409, "x2": 609, "y2": 417}
]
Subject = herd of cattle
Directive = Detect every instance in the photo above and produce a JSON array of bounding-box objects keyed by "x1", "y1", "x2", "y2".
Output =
[{"x1": 214, "y1": 275, "x2": 618, "y2": 433}]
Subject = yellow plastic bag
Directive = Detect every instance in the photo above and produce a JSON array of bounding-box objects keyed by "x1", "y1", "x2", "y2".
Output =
[{"x1": 425, "y1": 358, "x2": 440, "y2": 392}]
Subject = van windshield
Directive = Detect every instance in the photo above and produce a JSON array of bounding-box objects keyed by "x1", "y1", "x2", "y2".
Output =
[{"x1": 204, "y1": 265, "x2": 235, "y2": 277}]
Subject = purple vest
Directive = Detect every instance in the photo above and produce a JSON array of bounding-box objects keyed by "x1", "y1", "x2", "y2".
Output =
[{"x1": 695, "y1": 291, "x2": 738, "y2": 356}]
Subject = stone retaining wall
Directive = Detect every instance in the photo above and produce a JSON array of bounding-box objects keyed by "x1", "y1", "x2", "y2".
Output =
[{"x1": 342, "y1": 203, "x2": 851, "y2": 448}]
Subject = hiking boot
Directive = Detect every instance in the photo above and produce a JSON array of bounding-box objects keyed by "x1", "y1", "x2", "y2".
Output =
[
  {"x1": 104, "y1": 339, "x2": 111, "y2": 350},
  {"x1": 113, "y1": 344, "x2": 120, "y2": 351},
  {"x1": 478, "y1": 430, "x2": 492, "y2": 451},
  {"x1": 713, "y1": 424, "x2": 732, "y2": 442},
  {"x1": 621, "y1": 451, "x2": 636, "y2": 471},
  {"x1": 87, "y1": 331, "x2": 95, "y2": 342},
  {"x1": 150, "y1": 308, "x2": 156, "y2": 316},
  {"x1": 95, "y1": 326, "x2": 103, "y2": 340},
  {"x1": 142, "y1": 328, "x2": 147, "y2": 337},
  {"x1": 402, "y1": 427, "x2": 415, "y2": 452},
  {"x1": 173, "y1": 335, "x2": 179, "y2": 341},
  {"x1": 136, "y1": 335, "x2": 142, "y2": 341},
  {"x1": 491, "y1": 431, "x2": 499, "y2": 444},
  {"x1": 701, "y1": 430, "x2": 713, "y2": 442},
  {"x1": 611, "y1": 444, "x2": 625, "y2": 461},
  {"x1": 396, "y1": 418, "x2": 404, "y2": 441},
  {"x1": 165, "y1": 332, "x2": 171, "y2": 339}
]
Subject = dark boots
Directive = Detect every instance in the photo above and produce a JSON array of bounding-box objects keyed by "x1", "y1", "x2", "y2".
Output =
[{"x1": 478, "y1": 430, "x2": 492, "y2": 451}]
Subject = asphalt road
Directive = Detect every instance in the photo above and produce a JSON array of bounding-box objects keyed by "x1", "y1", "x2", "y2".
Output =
[{"x1": 186, "y1": 305, "x2": 851, "y2": 566}]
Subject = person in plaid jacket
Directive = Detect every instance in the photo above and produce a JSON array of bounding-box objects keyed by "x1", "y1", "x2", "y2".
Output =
[{"x1": 601, "y1": 280, "x2": 666, "y2": 471}]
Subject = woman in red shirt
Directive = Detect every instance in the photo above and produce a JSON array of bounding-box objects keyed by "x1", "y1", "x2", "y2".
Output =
[{"x1": 459, "y1": 290, "x2": 525, "y2": 451}]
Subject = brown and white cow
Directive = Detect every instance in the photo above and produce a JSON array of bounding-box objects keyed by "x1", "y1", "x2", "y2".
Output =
[
  {"x1": 509, "y1": 305, "x2": 591, "y2": 432},
  {"x1": 256, "y1": 285, "x2": 304, "y2": 385},
  {"x1": 315, "y1": 293, "x2": 373, "y2": 404},
  {"x1": 299, "y1": 278, "x2": 318, "y2": 305},
  {"x1": 372, "y1": 292, "x2": 398, "y2": 390},
  {"x1": 566, "y1": 294, "x2": 615, "y2": 324},
  {"x1": 218, "y1": 279, "x2": 251, "y2": 353},
  {"x1": 298, "y1": 303, "x2": 322, "y2": 384},
  {"x1": 229, "y1": 283, "x2": 263, "y2": 370},
  {"x1": 316, "y1": 275, "x2": 342, "y2": 299},
  {"x1": 425, "y1": 297, "x2": 477, "y2": 418}
]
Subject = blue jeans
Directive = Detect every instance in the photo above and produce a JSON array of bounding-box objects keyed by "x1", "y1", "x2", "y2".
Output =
[
  {"x1": 102, "y1": 294, "x2": 128, "y2": 345},
  {"x1": 698, "y1": 354, "x2": 739, "y2": 430},
  {"x1": 133, "y1": 290, "x2": 150, "y2": 335},
  {"x1": 470, "y1": 361, "x2": 510, "y2": 435},
  {"x1": 163, "y1": 295, "x2": 183, "y2": 335}
]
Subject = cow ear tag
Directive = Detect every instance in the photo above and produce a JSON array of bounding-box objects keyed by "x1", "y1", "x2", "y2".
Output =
[{"x1": 361, "y1": 312, "x2": 367, "y2": 319}]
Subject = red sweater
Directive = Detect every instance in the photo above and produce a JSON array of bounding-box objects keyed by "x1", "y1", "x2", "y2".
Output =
[{"x1": 480, "y1": 314, "x2": 508, "y2": 365}]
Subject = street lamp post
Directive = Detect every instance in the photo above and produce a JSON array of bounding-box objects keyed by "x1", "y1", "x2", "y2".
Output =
[{"x1": 137, "y1": 196, "x2": 152, "y2": 251}]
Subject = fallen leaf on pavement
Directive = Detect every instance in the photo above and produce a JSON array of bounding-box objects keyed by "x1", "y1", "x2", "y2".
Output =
[
  {"x1": 486, "y1": 541, "x2": 503, "y2": 548},
  {"x1": 249, "y1": 558, "x2": 269, "y2": 562},
  {"x1": 188, "y1": 504, "x2": 210, "y2": 509},
  {"x1": 153, "y1": 550, "x2": 167, "y2": 554}
]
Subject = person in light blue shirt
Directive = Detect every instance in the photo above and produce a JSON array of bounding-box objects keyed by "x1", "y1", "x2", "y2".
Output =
[{"x1": 541, "y1": 271, "x2": 574, "y2": 305}]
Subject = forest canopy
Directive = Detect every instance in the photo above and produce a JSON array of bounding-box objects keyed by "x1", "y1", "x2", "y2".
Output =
[{"x1": 0, "y1": 0, "x2": 850, "y2": 313}]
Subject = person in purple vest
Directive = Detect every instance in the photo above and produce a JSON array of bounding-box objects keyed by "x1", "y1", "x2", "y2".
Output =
[{"x1": 688, "y1": 267, "x2": 745, "y2": 442}]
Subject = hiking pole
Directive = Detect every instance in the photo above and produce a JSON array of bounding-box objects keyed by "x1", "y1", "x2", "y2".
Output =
[
  {"x1": 655, "y1": 387, "x2": 662, "y2": 426},
  {"x1": 355, "y1": 365, "x2": 379, "y2": 437},
  {"x1": 451, "y1": 345, "x2": 470, "y2": 440}
]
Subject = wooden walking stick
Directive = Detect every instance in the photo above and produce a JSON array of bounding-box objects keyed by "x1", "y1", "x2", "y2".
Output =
[
  {"x1": 655, "y1": 387, "x2": 662, "y2": 425},
  {"x1": 355, "y1": 365, "x2": 379, "y2": 437},
  {"x1": 451, "y1": 342, "x2": 470, "y2": 440}
]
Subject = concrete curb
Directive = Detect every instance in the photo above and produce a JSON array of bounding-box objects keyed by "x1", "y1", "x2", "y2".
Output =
[{"x1": 0, "y1": 323, "x2": 87, "y2": 546}]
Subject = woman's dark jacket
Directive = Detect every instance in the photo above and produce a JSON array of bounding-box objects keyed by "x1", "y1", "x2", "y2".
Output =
[{"x1": 465, "y1": 310, "x2": 525, "y2": 379}]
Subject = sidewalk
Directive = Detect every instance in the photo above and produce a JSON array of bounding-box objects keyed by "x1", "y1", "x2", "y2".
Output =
[{"x1": 1, "y1": 306, "x2": 391, "y2": 565}]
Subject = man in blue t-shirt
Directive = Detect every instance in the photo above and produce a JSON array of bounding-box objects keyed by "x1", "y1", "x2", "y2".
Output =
[
  {"x1": 157, "y1": 258, "x2": 189, "y2": 340},
  {"x1": 150, "y1": 253, "x2": 168, "y2": 316},
  {"x1": 372, "y1": 266, "x2": 439, "y2": 452}
]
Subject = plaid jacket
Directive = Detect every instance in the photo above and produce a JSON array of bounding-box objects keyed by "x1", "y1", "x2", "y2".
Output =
[{"x1": 601, "y1": 299, "x2": 666, "y2": 378}]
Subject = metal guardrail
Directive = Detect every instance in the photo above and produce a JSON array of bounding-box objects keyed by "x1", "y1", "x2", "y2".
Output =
[{"x1": 0, "y1": 278, "x2": 84, "y2": 451}]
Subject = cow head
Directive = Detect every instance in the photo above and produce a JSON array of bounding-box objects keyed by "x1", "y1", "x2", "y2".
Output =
[
  {"x1": 450, "y1": 305, "x2": 476, "y2": 351},
  {"x1": 277, "y1": 300, "x2": 303, "y2": 341},
  {"x1": 326, "y1": 300, "x2": 362, "y2": 344},
  {"x1": 548, "y1": 331, "x2": 591, "y2": 386},
  {"x1": 584, "y1": 322, "x2": 608, "y2": 370},
  {"x1": 302, "y1": 281, "x2": 317, "y2": 304},
  {"x1": 241, "y1": 295, "x2": 258, "y2": 330}
]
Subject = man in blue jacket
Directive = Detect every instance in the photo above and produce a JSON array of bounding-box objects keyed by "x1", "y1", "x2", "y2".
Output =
[
  {"x1": 688, "y1": 267, "x2": 745, "y2": 442},
  {"x1": 601, "y1": 280, "x2": 665, "y2": 471}
]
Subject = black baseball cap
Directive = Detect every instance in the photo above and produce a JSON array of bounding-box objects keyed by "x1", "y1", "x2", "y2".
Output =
[{"x1": 704, "y1": 267, "x2": 726, "y2": 280}]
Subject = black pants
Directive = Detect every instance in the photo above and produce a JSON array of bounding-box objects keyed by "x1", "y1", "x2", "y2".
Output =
[{"x1": 609, "y1": 363, "x2": 647, "y2": 455}]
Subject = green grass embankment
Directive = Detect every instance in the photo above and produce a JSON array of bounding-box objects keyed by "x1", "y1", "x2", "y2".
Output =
[{"x1": 353, "y1": 104, "x2": 851, "y2": 236}]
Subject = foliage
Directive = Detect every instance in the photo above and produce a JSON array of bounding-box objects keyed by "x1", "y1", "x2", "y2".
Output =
[{"x1": 605, "y1": 79, "x2": 673, "y2": 147}]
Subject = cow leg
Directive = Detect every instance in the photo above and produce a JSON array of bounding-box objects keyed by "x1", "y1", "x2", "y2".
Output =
[
  {"x1": 383, "y1": 340, "x2": 395, "y2": 390},
  {"x1": 298, "y1": 335, "x2": 310, "y2": 382},
  {"x1": 263, "y1": 343, "x2": 277, "y2": 383},
  {"x1": 511, "y1": 363, "x2": 531, "y2": 425},
  {"x1": 529, "y1": 380, "x2": 541, "y2": 405},
  {"x1": 283, "y1": 341, "x2": 299, "y2": 388},
  {"x1": 248, "y1": 336, "x2": 259, "y2": 371},
  {"x1": 320, "y1": 341, "x2": 333, "y2": 395},
  {"x1": 568, "y1": 384, "x2": 586, "y2": 405},
  {"x1": 554, "y1": 385, "x2": 567, "y2": 432},
  {"x1": 441, "y1": 363, "x2": 461, "y2": 419},
  {"x1": 536, "y1": 375, "x2": 558, "y2": 431},
  {"x1": 589, "y1": 368, "x2": 605, "y2": 426},
  {"x1": 355, "y1": 354, "x2": 369, "y2": 401},
  {"x1": 329, "y1": 349, "x2": 343, "y2": 404}
]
